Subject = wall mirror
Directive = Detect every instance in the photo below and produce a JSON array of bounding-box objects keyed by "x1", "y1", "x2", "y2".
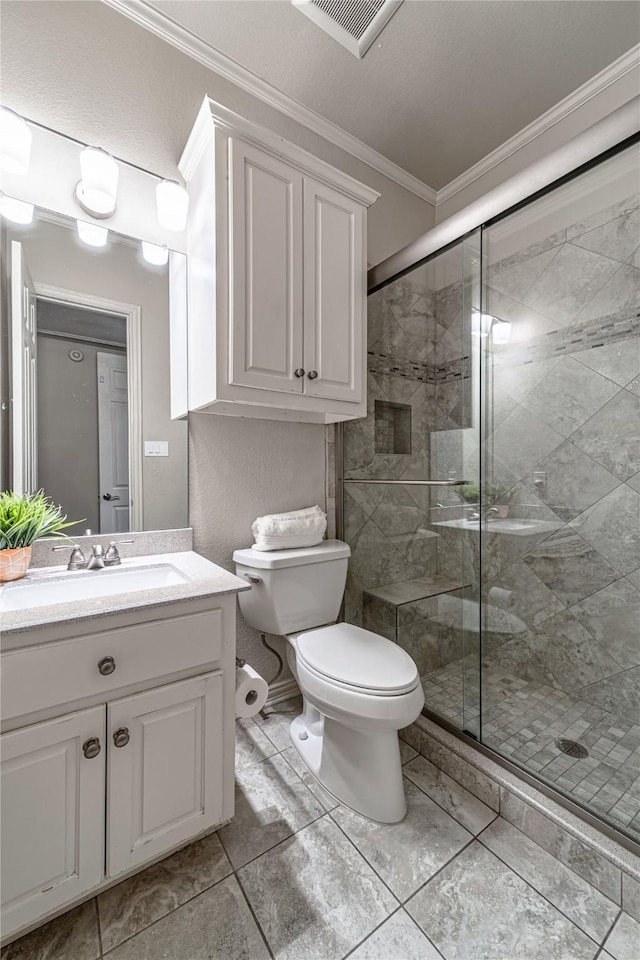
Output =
[{"x1": 1, "y1": 208, "x2": 188, "y2": 534}]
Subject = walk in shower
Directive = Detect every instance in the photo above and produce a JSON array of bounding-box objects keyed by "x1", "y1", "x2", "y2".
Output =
[{"x1": 340, "y1": 137, "x2": 640, "y2": 847}]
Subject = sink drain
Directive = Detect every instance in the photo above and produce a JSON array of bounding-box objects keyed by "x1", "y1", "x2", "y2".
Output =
[{"x1": 555, "y1": 738, "x2": 588, "y2": 759}]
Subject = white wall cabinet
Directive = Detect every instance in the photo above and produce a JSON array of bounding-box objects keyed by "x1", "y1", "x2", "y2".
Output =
[
  {"x1": 1, "y1": 594, "x2": 236, "y2": 946},
  {"x1": 176, "y1": 99, "x2": 379, "y2": 423}
]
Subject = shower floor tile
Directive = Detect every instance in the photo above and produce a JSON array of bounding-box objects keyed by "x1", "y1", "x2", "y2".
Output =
[{"x1": 423, "y1": 661, "x2": 640, "y2": 844}]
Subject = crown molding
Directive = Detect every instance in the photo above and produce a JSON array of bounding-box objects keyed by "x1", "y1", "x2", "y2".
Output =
[
  {"x1": 436, "y1": 44, "x2": 640, "y2": 206},
  {"x1": 100, "y1": 0, "x2": 438, "y2": 205}
]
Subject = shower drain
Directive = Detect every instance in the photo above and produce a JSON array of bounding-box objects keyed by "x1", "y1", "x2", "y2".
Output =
[{"x1": 554, "y1": 738, "x2": 589, "y2": 759}]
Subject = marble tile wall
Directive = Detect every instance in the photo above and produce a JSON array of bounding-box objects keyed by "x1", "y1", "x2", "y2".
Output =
[
  {"x1": 343, "y1": 276, "x2": 442, "y2": 627},
  {"x1": 481, "y1": 193, "x2": 640, "y2": 726}
]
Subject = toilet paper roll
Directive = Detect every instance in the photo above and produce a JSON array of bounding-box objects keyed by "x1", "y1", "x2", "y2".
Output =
[
  {"x1": 488, "y1": 586, "x2": 515, "y2": 608},
  {"x1": 235, "y1": 663, "x2": 269, "y2": 719}
]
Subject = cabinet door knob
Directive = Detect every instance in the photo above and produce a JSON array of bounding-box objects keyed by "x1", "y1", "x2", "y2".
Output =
[
  {"x1": 308, "y1": 370, "x2": 318, "y2": 380},
  {"x1": 83, "y1": 737, "x2": 101, "y2": 759},
  {"x1": 98, "y1": 656, "x2": 116, "y2": 676},
  {"x1": 294, "y1": 368, "x2": 305, "y2": 378},
  {"x1": 113, "y1": 727, "x2": 130, "y2": 748}
]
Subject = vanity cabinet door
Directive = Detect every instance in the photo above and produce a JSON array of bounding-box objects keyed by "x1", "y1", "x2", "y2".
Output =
[
  {"x1": 302, "y1": 177, "x2": 365, "y2": 404},
  {"x1": 107, "y1": 672, "x2": 223, "y2": 878},
  {"x1": 229, "y1": 138, "x2": 304, "y2": 395},
  {"x1": 0, "y1": 707, "x2": 105, "y2": 939}
]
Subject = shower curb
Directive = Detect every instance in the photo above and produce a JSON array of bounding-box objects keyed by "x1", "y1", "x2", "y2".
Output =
[{"x1": 403, "y1": 714, "x2": 640, "y2": 914}]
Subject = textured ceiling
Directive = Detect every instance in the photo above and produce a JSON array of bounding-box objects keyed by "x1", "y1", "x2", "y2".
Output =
[{"x1": 147, "y1": 0, "x2": 640, "y2": 190}]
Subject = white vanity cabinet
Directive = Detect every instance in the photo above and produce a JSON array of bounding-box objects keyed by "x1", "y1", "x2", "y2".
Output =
[
  {"x1": 1, "y1": 707, "x2": 106, "y2": 937},
  {"x1": 107, "y1": 672, "x2": 223, "y2": 878},
  {"x1": 176, "y1": 99, "x2": 379, "y2": 423},
  {"x1": 0, "y1": 591, "x2": 237, "y2": 944}
]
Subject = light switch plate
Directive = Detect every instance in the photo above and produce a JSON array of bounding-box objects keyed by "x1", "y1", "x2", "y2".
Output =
[{"x1": 144, "y1": 441, "x2": 169, "y2": 457}]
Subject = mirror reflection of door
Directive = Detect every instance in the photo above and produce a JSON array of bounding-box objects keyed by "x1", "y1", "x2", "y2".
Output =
[
  {"x1": 10, "y1": 241, "x2": 38, "y2": 495},
  {"x1": 36, "y1": 300, "x2": 129, "y2": 534},
  {"x1": 97, "y1": 352, "x2": 129, "y2": 533}
]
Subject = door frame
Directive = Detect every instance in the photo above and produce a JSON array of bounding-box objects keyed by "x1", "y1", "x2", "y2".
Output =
[{"x1": 32, "y1": 283, "x2": 143, "y2": 532}]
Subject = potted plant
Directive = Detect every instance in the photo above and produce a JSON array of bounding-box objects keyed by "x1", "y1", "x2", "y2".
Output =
[{"x1": 0, "y1": 490, "x2": 79, "y2": 582}]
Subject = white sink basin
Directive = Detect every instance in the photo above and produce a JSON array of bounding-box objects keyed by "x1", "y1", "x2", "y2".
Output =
[{"x1": 0, "y1": 564, "x2": 190, "y2": 612}]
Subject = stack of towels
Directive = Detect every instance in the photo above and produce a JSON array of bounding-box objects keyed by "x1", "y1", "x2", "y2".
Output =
[{"x1": 251, "y1": 505, "x2": 327, "y2": 551}]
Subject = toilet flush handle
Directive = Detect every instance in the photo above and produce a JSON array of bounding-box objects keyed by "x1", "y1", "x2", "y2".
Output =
[{"x1": 242, "y1": 572, "x2": 263, "y2": 585}]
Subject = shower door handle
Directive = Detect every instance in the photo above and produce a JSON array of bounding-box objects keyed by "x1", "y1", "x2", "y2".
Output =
[{"x1": 342, "y1": 479, "x2": 470, "y2": 486}]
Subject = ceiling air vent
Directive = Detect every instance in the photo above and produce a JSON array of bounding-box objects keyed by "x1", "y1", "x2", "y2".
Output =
[{"x1": 292, "y1": 0, "x2": 403, "y2": 58}]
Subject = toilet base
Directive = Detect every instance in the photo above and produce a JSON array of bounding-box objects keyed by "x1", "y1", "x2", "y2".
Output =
[{"x1": 290, "y1": 712, "x2": 407, "y2": 823}]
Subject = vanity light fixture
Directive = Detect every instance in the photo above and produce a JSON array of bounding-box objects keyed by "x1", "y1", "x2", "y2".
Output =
[
  {"x1": 75, "y1": 146, "x2": 119, "y2": 218},
  {"x1": 491, "y1": 319, "x2": 511, "y2": 345},
  {"x1": 141, "y1": 240, "x2": 169, "y2": 266},
  {"x1": 77, "y1": 219, "x2": 108, "y2": 248},
  {"x1": 0, "y1": 107, "x2": 32, "y2": 175},
  {"x1": 0, "y1": 193, "x2": 34, "y2": 225},
  {"x1": 156, "y1": 179, "x2": 188, "y2": 232},
  {"x1": 471, "y1": 309, "x2": 492, "y2": 338}
]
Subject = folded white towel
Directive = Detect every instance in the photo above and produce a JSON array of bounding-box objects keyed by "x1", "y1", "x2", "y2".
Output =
[
  {"x1": 252, "y1": 533, "x2": 325, "y2": 552},
  {"x1": 252, "y1": 505, "x2": 327, "y2": 551}
]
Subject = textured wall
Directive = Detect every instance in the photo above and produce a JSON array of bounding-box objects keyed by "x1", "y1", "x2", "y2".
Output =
[
  {"x1": 0, "y1": 1, "x2": 434, "y2": 268},
  {"x1": 189, "y1": 413, "x2": 326, "y2": 685}
]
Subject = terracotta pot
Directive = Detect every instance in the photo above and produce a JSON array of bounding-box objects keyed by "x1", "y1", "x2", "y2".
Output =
[
  {"x1": 0, "y1": 546, "x2": 32, "y2": 582},
  {"x1": 492, "y1": 504, "x2": 510, "y2": 519}
]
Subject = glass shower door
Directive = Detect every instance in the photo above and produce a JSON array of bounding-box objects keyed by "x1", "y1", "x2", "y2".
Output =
[
  {"x1": 480, "y1": 141, "x2": 640, "y2": 842},
  {"x1": 341, "y1": 231, "x2": 483, "y2": 737}
]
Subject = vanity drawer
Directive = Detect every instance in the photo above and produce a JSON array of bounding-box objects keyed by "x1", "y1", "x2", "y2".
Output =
[{"x1": 1, "y1": 609, "x2": 223, "y2": 722}]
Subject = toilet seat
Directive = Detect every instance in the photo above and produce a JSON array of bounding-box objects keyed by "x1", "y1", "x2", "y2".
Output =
[{"x1": 295, "y1": 623, "x2": 419, "y2": 697}]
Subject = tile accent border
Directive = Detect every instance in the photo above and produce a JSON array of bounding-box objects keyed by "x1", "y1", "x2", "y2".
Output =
[{"x1": 401, "y1": 714, "x2": 640, "y2": 904}]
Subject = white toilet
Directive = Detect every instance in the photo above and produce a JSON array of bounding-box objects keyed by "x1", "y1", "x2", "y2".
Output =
[{"x1": 233, "y1": 539, "x2": 424, "y2": 822}]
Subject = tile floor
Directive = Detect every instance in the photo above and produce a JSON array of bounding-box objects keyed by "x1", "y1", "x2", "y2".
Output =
[
  {"x1": 424, "y1": 658, "x2": 640, "y2": 843},
  {"x1": 3, "y1": 696, "x2": 638, "y2": 960}
]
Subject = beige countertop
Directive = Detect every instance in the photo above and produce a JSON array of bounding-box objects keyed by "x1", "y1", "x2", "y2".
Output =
[{"x1": 0, "y1": 551, "x2": 250, "y2": 639}]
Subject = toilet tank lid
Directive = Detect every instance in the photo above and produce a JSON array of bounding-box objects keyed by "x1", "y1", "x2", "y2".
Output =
[{"x1": 233, "y1": 539, "x2": 351, "y2": 569}]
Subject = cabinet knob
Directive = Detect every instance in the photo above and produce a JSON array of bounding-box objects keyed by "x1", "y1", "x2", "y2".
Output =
[
  {"x1": 98, "y1": 656, "x2": 116, "y2": 676},
  {"x1": 113, "y1": 727, "x2": 130, "y2": 748},
  {"x1": 83, "y1": 737, "x2": 101, "y2": 759},
  {"x1": 294, "y1": 368, "x2": 305, "y2": 378},
  {"x1": 308, "y1": 370, "x2": 318, "y2": 380}
]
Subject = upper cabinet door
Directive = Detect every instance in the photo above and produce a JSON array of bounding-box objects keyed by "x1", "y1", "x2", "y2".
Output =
[
  {"x1": 107, "y1": 672, "x2": 223, "y2": 879},
  {"x1": 303, "y1": 178, "x2": 365, "y2": 403},
  {"x1": 229, "y1": 139, "x2": 304, "y2": 394},
  {"x1": 1, "y1": 706, "x2": 105, "y2": 939}
]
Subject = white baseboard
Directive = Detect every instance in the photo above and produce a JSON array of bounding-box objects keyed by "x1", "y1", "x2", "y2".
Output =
[{"x1": 266, "y1": 677, "x2": 300, "y2": 707}]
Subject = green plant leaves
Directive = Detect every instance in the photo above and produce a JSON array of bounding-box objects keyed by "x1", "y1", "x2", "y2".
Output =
[{"x1": 0, "y1": 490, "x2": 81, "y2": 549}]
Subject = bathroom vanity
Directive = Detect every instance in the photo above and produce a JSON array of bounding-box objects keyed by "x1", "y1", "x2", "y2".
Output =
[{"x1": 0, "y1": 550, "x2": 248, "y2": 944}]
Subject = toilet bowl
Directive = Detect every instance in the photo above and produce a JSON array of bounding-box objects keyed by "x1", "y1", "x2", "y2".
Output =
[{"x1": 233, "y1": 540, "x2": 424, "y2": 822}]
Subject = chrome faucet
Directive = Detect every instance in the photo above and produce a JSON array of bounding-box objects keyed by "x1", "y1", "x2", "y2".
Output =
[
  {"x1": 53, "y1": 539, "x2": 134, "y2": 571},
  {"x1": 467, "y1": 506, "x2": 500, "y2": 521},
  {"x1": 86, "y1": 544, "x2": 106, "y2": 570}
]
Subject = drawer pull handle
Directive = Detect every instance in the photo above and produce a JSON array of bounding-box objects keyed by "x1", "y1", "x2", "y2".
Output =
[
  {"x1": 294, "y1": 368, "x2": 305, "y2": 378},
  {"x1": 83, "y1": 737, "x2": 101, "y2": 759},
  {"x1": 113, "y1": 727, "x2": 130, "y2": 748},
  {"x1": 98, "y1": 656, "x2": 116, "y2": 676},
  {"x1": 307, "y1": 370, "x2": 318, "y2": 380}
]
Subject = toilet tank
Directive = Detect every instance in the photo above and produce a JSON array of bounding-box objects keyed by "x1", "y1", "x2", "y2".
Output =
[{"x1": 233, "y1": 540, "x2": 350, "y2": 636}]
